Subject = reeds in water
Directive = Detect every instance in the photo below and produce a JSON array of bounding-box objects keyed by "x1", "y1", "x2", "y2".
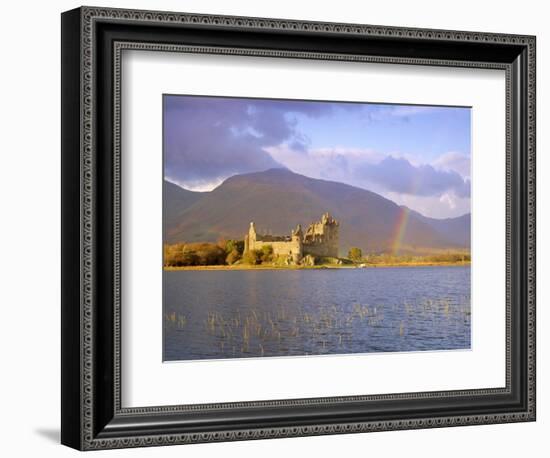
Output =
[{"x1": 165, "y1": 294, "x2": 470, "y2": 357}]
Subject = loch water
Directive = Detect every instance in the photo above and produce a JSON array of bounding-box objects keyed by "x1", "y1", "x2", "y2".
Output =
[{"x1": 163, "y1": 266, "x2": 471, "y2": 361}]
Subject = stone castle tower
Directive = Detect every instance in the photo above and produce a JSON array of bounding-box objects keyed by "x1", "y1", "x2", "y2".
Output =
[
  {"x1": 302, "y1": 212, "x2": 339, "y2": 258},
  {"x1": 244, "y1": 212, "x2": 339, "y2": 263}
]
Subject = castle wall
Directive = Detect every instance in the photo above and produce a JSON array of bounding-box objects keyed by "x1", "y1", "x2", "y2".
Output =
[
  {"x1": 250, "y1": 239, "x2": 302, "y2": 257},
  {"x1": 303, "y1": 240, "x2": 338, "y2": 258},
  {"x1": 302, "y1": 213, "x2": 339, "y2": 258},
  {"x1": 248, "y1": 237, "x2": 302, "y2": 264},
  {"x1": 245, "y1": 213, "x2": 339, "y2": 263}
]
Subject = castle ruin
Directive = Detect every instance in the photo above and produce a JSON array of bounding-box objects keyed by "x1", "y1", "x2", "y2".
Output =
[{"x1": 244, "y1": 212, "x2": 339, "y2": 264}]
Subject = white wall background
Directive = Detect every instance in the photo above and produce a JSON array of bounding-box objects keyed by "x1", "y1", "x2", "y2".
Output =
[{"x1": 0, "y1": 0, "x2": 545, "y2": 456}]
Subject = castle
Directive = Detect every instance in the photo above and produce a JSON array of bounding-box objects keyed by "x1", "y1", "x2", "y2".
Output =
[{"x1": 244, "y1": 212, "x2": 339, "y2": 264}]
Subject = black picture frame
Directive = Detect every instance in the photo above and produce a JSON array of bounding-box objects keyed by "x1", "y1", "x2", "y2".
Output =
[{"x1": 61, "y1": 6, "x2": 536, "y2": 450}]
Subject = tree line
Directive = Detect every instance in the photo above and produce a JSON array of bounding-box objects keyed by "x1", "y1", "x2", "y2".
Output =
[
  {"x1": 164, "y1": 239, "x2": 247, "y2": 267},
  {"x1": 346, "y1": 247, "x2": 471, "y2": 264},
  {"x1": 164, "y1": 241, "x2": 470, "y2": 267}
]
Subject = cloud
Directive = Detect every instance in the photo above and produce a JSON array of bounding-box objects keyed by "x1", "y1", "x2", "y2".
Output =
[
  {"x1": 163, "y1": 96, "x2": 338, "y2": 187},
  {"x1": 364, "y1": 105, "x2": 439, "y2": 122},
  {"x1": 164, "y1": 96, "x2": 470, "y2": 218},
  {"x1": 266, "y1": 144, "x2": 470, "y2": 201},
  {"x1": 353, "y1": 156, "x2": 470, "y2": 198},
  {"x1": 265, "y1": 145, "x2": 381, "y2": 184},
  {"x1": 167, "y1": 176, "x2": 225, "y2": 193},
  {"x1": 387, "y1": 191, "x2": 471, "y2": 219},
  {"x1": 432, "y1": 151, "x2": 471, "y2": 178},
  {"x1": 309, "y1": 147, "x2": 382, "y2": 161},
  {"x1": 164, "y1": 97, "x2": 279, "y2": 186}
]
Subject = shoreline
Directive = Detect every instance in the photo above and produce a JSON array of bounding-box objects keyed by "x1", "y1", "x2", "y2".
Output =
[{"x1": 164, "y1": 261, "x2": 471, "y2": 271}]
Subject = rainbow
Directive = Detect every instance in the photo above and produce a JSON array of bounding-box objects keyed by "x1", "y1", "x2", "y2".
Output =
[
  {"x1": 389, "y1": 167, "x2": 422, "y2": 255},
  {"x1": 390, "y1": 206, "x2": 410, "y2": 255}
]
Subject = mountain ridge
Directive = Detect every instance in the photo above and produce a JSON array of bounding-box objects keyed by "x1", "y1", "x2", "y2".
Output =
[{"x1": 164, "y1": 168, "x2": 470, "y2": 255}]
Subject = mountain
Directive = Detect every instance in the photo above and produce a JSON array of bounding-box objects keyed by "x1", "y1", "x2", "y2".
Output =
[
  {"x1": 405, "y1": 208, "x2": 471, "y2": 248},
  {"x1": 163, "y1": 180, "x2": 205, "y2": 230},
  {"x1": 164, "y1": 168, "x2": 470, "y2": 255}
]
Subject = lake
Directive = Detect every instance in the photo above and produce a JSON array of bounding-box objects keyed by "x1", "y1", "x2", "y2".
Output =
[{"x1": 163, "y1": 266, "x2": 471, "y2": 361}]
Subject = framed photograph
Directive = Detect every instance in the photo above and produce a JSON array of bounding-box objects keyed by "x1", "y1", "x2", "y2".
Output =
[{"x1": 61, "y1": 6, "x2": 536, "y2": 450}]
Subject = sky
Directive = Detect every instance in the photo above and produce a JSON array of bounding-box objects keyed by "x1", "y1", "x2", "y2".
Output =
[{"x1": 164, "y1": 95, "x2": 471, "y2": 218}]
